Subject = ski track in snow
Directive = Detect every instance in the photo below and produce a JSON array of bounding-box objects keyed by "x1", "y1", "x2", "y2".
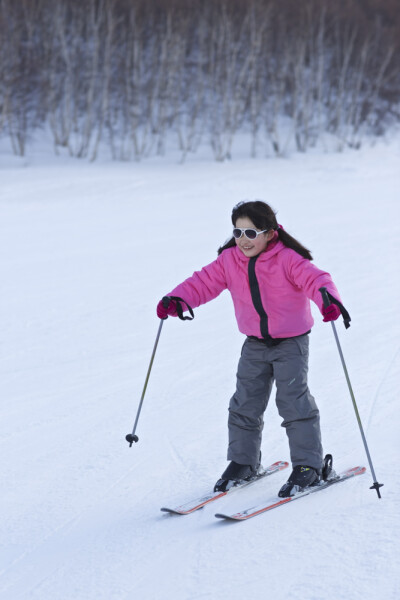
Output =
[
  {"x1": 0, "y1": 140, "x2": 399, "y2": 600},
  {"x1": 367, "y1": 345, "x2": 400, "y2": 429}
]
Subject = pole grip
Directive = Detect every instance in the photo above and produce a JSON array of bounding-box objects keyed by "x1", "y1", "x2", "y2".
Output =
[
  {"x1": 160, "y1": 296, "x2": 171, "y2": 320},
  {"x1": 162, "y1": 296, "x2": 171, "y2": 308},
  {"x1": 319, "y1": 286, "x2": 331, "y2": 308}
]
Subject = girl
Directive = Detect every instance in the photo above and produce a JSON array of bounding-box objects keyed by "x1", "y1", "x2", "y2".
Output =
[{"x1": 157, "y1": 201, "x2": 344, "y2": 497}]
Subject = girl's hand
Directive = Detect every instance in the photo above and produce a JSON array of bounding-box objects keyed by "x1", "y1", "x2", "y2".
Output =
[
  {"x1": 322, "y1": 304, "x2": 341, "y2": 322},
  {"x1": 156, "y1": 298, "x2": 178, "y2": 319}
]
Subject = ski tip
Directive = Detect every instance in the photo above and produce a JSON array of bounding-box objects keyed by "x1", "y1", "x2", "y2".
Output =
[
  {"x1": 160, "y1": 506, "x2": 205, "y2": 515},
  {"x1": 160, "y1": 507, "x2": 186, "y2": 515},
  {"x1": 215, "y1": 513, "x2": 241, "y2": 521},
  {"x1": 343, "y1": 466, "x2": 366, "y2": 476},
  {"x1": 262, "y1": 460, "x2": 289, "y2": 475},
  {"x1": 272, "y1": 460, "x2": 290, "y2": 469}
]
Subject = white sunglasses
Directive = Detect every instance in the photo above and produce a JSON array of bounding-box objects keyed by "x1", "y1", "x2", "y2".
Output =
[{"x1": 233, "y1": 228, "x2": 268, "y2": 240}]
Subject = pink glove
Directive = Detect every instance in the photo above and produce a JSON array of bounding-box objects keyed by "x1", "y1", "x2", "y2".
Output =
[
  {"x1": 322, "y1": 304, "x2": 341, "y2": 322},
  {"x1": 156, "y1": 298, "x2": 178, "y2": 319}
]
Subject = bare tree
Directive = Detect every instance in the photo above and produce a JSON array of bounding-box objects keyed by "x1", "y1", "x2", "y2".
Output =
[
  {"x1": 0, "y1": 0, "x2": 399, "y2": 160},
  {"x1": 90, "y1": 0, "x2": 117, "y2": 161}
]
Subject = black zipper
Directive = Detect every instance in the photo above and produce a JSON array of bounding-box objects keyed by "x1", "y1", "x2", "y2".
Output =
[
  {"x1": 248, "y1": 255, "x2": 270, "y2": 339},
  {"x1": 248, "y1": 255, "x2": 311, "y2": 346}
]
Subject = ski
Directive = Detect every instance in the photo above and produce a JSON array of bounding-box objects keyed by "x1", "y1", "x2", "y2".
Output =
[
  {"x1": 160, "y1": 460, "x2": 289, "y2": 515},
  {"x1": 215, "y1": 465, "x2": 366, "y2": 521}
]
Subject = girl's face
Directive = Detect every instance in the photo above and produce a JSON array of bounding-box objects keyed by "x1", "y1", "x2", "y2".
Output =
[{"x1": 234, "y1": 216, "x2": 274, "y2": 258}]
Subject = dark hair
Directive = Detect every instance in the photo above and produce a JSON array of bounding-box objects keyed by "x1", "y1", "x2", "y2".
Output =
[{"x1": 217, "y1": 200, "x2": 313, "y2": 260}]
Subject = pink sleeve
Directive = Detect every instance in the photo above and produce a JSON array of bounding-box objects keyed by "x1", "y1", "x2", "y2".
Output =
[
  {"x1": 168, "y1": 256, "x2": 228, "y2": 310},
  {"x1": 286, "y1": 252, "x2": 342, "y2": 313}
]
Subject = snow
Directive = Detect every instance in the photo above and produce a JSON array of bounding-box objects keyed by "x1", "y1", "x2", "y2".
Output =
[{"x1": 0, "y1": 139, "x2": 399, "y2": 600}]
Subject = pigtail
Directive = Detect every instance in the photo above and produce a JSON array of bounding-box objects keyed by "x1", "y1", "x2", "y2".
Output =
[
  {"x1": 277, "y1": 228, "x2": 313, "y2": 261},
  {"x1": 217, "y1": 236, "x2": 236, "y2": 255}
]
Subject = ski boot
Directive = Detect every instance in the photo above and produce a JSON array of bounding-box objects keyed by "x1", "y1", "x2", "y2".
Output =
[
  {"x1": 278, "y1": 465, "x2": 319, "y2": 498},
  {"x1": 278, "y1": 454, "x2": 335, "y2": 498},
  {"x1": 214, "y1": 458, "x2": 264, "y2": 493}
]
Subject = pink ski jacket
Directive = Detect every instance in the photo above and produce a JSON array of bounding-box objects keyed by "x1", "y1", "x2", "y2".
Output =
[{"x1": 169, "y1": 239, "x2": 341, "y2": 339}]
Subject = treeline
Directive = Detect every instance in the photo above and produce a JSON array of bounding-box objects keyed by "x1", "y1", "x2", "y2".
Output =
[{"x1": 0, "y1": 0, "x2": 399, "y2": 161}]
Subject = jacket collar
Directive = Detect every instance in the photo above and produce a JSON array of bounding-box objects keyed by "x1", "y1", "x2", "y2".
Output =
[{"x1": 234, "y1": 233, "x2": 283, "y2": 262}]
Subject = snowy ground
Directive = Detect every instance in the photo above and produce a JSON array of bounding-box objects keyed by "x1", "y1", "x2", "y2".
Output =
[{"x1": 0, "y1": 138, "x2": 399, "y2": 600}]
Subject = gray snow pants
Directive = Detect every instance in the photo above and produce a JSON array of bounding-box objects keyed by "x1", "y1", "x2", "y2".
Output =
[{"x1": 228, "y1": 335, "x2": 323, "y2": 471}]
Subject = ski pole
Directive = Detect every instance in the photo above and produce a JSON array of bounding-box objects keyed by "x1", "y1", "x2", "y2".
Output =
[
  {"x1": 125, "y1": 318, "x2": 165, "y2": 446},
  {"x1": 125, "y1": 296, "x2": 194, "y2": 447},
  {"x1": 319, "y1": 287, "x2": 384, "y2": 499}
]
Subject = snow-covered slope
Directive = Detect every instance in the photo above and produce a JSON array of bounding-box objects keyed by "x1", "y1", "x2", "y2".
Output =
[{"x1": 1, "y1": 141, "x2": 399, "y2": 600}]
